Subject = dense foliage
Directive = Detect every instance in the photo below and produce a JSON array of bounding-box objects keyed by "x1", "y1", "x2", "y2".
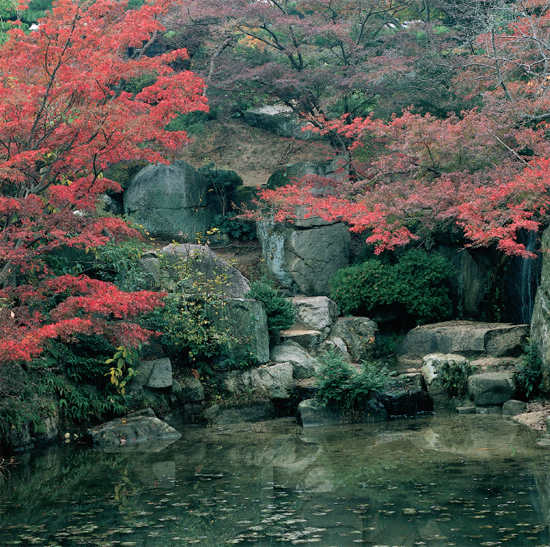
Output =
[
  {"x1": 0, "y1": 0, "x2": 207, "y2": 363},
  {"x1": 315, "y1": 351, "x2": 395, "y2": 411},
  {"x1": 246, "y1": 280, "x2": 295, "y2": 335},
  {"x1": 516, "y1": 338, "x2": 544, "y2": 400},
  {"x1": 329, "y1": 248, "x2": 454, "y2": 324}
]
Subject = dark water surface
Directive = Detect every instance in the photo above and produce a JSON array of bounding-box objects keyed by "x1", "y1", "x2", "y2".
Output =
[{"x1": 2, "y1": 413, "x2": 550, "y2": 546}]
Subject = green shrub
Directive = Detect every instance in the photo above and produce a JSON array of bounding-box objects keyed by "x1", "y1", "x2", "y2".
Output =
[
  {"x1": 211, "y1": 212, "x2": 257, "y2": 241},
  {"x1": 315, "y1": 351, "x2": 395, "y2": 410},
  {"x1": 515, "y1": 338, "x2": 543, "y2": 400},
  {"x1": 246, "y1": 281, "x2": 295, "y2": 336},
  {"x1": 439, "y1": 360, "x2": 473, "y2": 399},
  {"x1": 198, "y1": 163, "x2": 243, "y2": 217},
  {"x1": 329, "y1": 248, "x2": 454, "y2": 325}
]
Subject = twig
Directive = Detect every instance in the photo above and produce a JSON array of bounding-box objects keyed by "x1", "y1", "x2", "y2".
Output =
[{"x1": 488, "y1": 130, "x2": 530, "y2": 166}]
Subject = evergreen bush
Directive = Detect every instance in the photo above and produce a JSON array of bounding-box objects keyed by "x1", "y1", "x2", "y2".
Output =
[
  {"x1": 246, "y1": 281, "x2": 295, "y2": 336},
  {"x1": 315, "y1": 351, "x2": 395, "y2": 410},
  {"x1": 329, "y1": 248, "x2": 454, "y2": 325}
]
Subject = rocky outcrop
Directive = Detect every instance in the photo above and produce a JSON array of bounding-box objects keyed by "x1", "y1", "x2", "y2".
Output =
[
  {"x1": 531, "y1": 226, "x2": 550, "y2": 387},
  {"x1": 270, "y1": 341, "x2": 320, "y2": 379},
  {"x1": 134, "y1": 357, "x2": 173, "y2": 389},
  {"x1": 421, "y1": 353, "x2": 470, "y2": 408},
  {"x1": 468, "y1": 372, "x2": 516, "y2": 406},
  {"x1": 327, "y1": 317, "x2": 377, "y2": 362},
  {"x1": 162, "y1": 243, "x2": 251, "y2": 298},
  {"x1": 267, "y1": 158, "x2": 349, "y2": 188},
  {"x1": 435, "y1": 245, "x2": 490, "y2": 318},
  {"x1": 243, "y1": 105, "x2": 321, "y2": 140},
  {"x1": 220, "y1": 363, "x2": 295, "y2": 400},
  {"x1": 397, "y1": 321, "x2": 529, "y2": 367},
  {"x1": 124, "y1": 161, "x2": 213, "y2": 240},
  {"x1": 292, "y1": 296, "x2": 338, "y2": 336},
  {"x1": 212, "y1": 298, "x2": 270, "y2": 365},
  {"x1": 84, "y1": 409, "x2": 181, "y2": 450},
  {"x1": 172, "y1": 377, "x2": 205, "y2": 404},
  {"x1": 258, "y1": 213, "x2": 350, "y2": 296}
]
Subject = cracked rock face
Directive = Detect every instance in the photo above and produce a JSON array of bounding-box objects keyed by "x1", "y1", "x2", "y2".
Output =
[
  {"x1": 124, "y1": 160, "x2": 213, "y2": 240},
  {"x1": 258, "y1": 217, "x2": 351, "y2": 296}
]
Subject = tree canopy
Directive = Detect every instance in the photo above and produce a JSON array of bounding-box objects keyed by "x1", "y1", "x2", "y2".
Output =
[{"x1": 0, "y1": 0, "x2": 207, "y2": 362}]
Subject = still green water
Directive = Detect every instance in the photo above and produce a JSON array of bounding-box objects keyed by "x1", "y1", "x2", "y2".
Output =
[{"x1": 1, "y1": 413, "x2": 550, "y2": 546}]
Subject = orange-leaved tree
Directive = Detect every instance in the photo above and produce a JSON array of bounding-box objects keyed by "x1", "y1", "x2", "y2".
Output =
[{"x1": 0, "y1": 0, "x2": 208, "y2": 363}]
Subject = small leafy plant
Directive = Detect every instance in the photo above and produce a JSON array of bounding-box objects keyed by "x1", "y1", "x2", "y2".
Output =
[
  {"x1": 105, "y1": 346, "x2": 139, "y2": 395},
  {"x1": 315, "y1": 351, "x2": 395, "y2": 411},
  {"x1": 439, "y1": 361, "x2": 473, "y2": 399},
  {"x1": 211, "y1": 212, "x2": 257, "y2": 240},
  {"x1": 515, "y1": 338, "x2": 543, "y2": 400}
]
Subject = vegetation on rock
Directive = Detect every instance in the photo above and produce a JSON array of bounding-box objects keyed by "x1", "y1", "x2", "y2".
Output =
[{"x1": 315, "y1": 351, "x2": 396, "y2": 411}]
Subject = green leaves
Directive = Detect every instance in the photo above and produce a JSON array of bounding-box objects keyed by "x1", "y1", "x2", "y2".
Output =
[
  {"x1": 330, "y1": 248, "x2": 454, "y2": 325},
  {"x1": 315, "y1": 351, "x2": 395, "y2": 411}
]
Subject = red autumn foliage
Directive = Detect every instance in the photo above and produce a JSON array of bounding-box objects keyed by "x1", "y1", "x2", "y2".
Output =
[
  {"x1": 252, "y1": 1, "x2": 550, "y2": 258},
  {"x1": 0, "y1": 0, "x2": 207, "y2": 363}
]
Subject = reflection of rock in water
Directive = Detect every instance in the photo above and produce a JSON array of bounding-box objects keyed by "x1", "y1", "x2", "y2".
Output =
[{"x1": 535, "y1": 458, "x2": 550, "y2": 524}]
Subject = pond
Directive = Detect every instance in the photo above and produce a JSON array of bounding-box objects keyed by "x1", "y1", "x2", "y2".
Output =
[{"x1": 1, "y1": 412, "x2": 550, "y2": 546}]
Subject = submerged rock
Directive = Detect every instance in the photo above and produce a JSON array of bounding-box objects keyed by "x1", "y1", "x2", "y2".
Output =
[{"x1": 84, "y1": 408, "x2": 181, "y2": 450}]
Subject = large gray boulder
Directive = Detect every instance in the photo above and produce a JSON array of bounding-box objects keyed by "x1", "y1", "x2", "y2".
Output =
[
  {"x1": 258, "y1": 214, "x2": 350, "y2": 296},
  {"x1": 162, "y1": 243, "x2": 251, "y2": 298},
  {"x1": 292, "y1": 296, "x2": 339, "y2": 336},
  {"x1": 397, "y1": 321, "x2": 529, "y2": 367},
  {"x1": 134, "y1": 357, "x2": 172, "y2": 389},
  {"x1": 211, "y1": 298, "x2": 270, "y2": 365},
  {"x1": 124, "y1": 161, "x2": 213, "y2": 240},
  {"x1": 468, "y1": 372, "x2": 515, "y2": 406},
  {"x1": 327, "y1": 317, "x2": 377, "y2": 362},
  {"x1": 220, "y1": 363, "x2": 294, "y2": 400},
  {"x1": 531, "y1": 226, "x2": 550, "y2": 387},
  {"x1": 84, "y1": 409, "x2": 181, "y2": 449},
  {"x1": 270, "y1": 341, "x2": 320, "y2": 379},
  {"x1": 267, "y1": 158, "x2": 349, "y2": 188}
]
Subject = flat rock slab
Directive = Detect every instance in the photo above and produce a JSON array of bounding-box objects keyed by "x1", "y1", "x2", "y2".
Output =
[
  {"x1": 84, "y1": 409, "x2": 181, "y2": 449},
  {"x1": 397, "y1": 321, "x2": 528, "y2": 367},
  {"x1": 513, "y1": 410, "x2": 550, "y2": 431}
]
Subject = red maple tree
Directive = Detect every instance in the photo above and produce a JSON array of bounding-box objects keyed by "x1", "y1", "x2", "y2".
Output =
[
  {"x1": 0, "y1": 0, "x2": 207, "y2": 363},
  {"x1": 253, "y1": 0, "x2": 550, "y2": 258}
]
